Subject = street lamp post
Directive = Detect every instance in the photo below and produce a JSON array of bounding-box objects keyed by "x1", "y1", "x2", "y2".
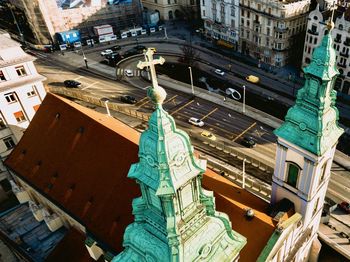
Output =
[
  {"x1": 243, "y1": 85, "x2": 246, "y2": 114},
  {"x1": 188, "y1": 66, "x2": 194, "y2": 95},
  {"x1": 164, "y1": 27, "x2": 168, "y2": 40},
  {"x1": 242, "y1": 158, "x2": 246, "y2": 189},
  {"x1": 104, "y1": 100, "x2": 111, "y2": 116},
  {"x1": 81, "y1": 46, "x2": 88, "y2": 69}
]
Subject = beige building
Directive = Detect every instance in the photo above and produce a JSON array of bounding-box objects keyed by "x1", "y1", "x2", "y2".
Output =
[
  {"x1": 200, "y1": 0, "x2": 240, "y2": 48},
  {"x1": 303, "y1": 4, "x2": 350, "y2": 95},
  {"x1": 239, "y1": 0, "x2": 310, "y2": 67},
  {"x1": 7, "y1": 0, "x2": 142, "y2": 44},
  {"x1": 142, "y1": 0, "x2": 197, "y2": 20}
]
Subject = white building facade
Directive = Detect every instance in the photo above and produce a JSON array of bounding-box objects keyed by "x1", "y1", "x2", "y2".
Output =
[
  {"x1": 239, "y1": 0, "x2": 310, "y2": 67},
  {"x1": 0, "y1": 35, "x2": 46, "y2": 131},
  {"x1": 200, "y1": 0, "x2": 240, "y2": 48},
  {"x1": 0, "y1": 34, "x2": 46, "y2": 200},
  {"x1": 303, "y1": 4, "x2": 350, "y2": 95}
]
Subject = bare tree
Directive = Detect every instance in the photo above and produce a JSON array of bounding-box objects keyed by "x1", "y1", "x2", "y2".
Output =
[{"x1": 181, "y1": 41, "x2": 200, "y2": 66}]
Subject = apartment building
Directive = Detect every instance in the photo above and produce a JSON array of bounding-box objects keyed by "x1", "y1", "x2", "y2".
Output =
[
  {"x1": 0, "y1": 33, "x2": 46, "y2": 200},
  {"x1": 142, "y1": 0, "x2": 198, "y2": 21},
  {"x1": 200, "y1": 0, "x2": 240, "y2": 48},
  {"x1": 3, "y1": 0, "x2": 143, "y2": 44},
  {"x1": 239, "y1": 0, "x2": 310, "y2": 67},
  {"x1": 303, "y1": 4, "x2": 350, "y2": 95}
]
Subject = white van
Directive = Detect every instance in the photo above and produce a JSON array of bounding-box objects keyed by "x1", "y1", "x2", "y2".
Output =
[
  {"x1": 73, "y1": 41, "x2": 82, "y2": 48},
  {"x1": 131, "y1": 31, "x2": 137, "y2": 37},
  {"x1": 141, "y1": 29, "x2": 147, "y2": 35},
  {"x1": 150, "y1": 27, "x2": 156, "y2": 33}
]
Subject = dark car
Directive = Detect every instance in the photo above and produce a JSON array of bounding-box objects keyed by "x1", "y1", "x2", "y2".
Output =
[
  {"x1": 241, "y1": 136, "x2": 256, "y2": 148},
  {"x1": 63, "y1": 80, "x2": 81, "y2": 88},
  {"x1": 134, "y1": 45, "x2": 146, "y2": 51},
  {"x1": 111, "y1": 45, "x2": 121, "y2": 51},
  {"x1": 120, "y1": 95, "x2": 137, "y2": 104},
  {"x1": 338, "y1": 202, "x2": 350, "y2": 214}
]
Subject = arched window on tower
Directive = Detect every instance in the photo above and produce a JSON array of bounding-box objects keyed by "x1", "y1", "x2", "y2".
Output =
[{"x1": 286, "y1": 162, "x2": 301, "y2": 188}]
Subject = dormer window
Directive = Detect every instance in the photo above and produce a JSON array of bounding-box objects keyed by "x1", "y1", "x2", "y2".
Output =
[
  {"x1": 339, "y1": 24, "x2": 343, "y2": 30},
  {"x1": 286, "y1": 162, "x2": 300, "y2": 188}
]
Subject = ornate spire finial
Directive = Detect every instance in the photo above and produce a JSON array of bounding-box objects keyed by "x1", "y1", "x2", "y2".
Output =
[
  {"x1": 137, "y1": 49, "x2": 167, "y2": 105},
  {"x1": 327, "y1": 1, "x2": 336, "y2": 31}
]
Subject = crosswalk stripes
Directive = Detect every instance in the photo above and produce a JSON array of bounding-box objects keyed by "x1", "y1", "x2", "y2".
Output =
[{"x1": 116, "y1": 68, "x2": 141, "y2": 76}]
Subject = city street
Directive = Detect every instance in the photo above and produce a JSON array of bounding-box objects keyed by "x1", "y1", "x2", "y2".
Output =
[{"x1": 34, "y1": 48, "x2": 350, "y2": 205}]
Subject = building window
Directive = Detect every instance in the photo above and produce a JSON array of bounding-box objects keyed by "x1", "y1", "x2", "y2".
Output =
[
  {"x1": 312, "y1": 198, "x2": 319, "y2": 217},
  {"x1": 257, "y1": 4, "x2": 261, "y2": 11},
  {"x1": 3, "y1": 137, "x2": 15, "y2": 150},
  {"x1": 14, "y1": 111, "x2": 26, "y2": 123},
  {"x1": 4, "y1": 93, "x2": 17, "y2": 103},
  {"x1": 267, "y1": 19, "x2": 271, "y2": 26},
  {"x1": 231, "y1": 19, "x2": 235, "y2": 28},
  {"x1": 247, "y1": 11, "x2": 250, "y2": 19},
  {"x1": 190, "y1": 0, "x2": 194, "y2": 5},
  {"x1": 268, "y1": 8, "x2": 271, "y2": 15},
  {"x1": 241, "y1": 9, "x2": 244, "y2": 17},
  {"x1": 202, "y1": 0, "x2": 205, "y2": 5},
  {"x1": 15, "y1": 66, "x2": 27, "y2": 77},
  {"x1": 0, "y1": 71, "x2": 6, "y2": 81},
  {"x1": 0, "y1": 116, "x2": 6, "y2": 129},
  {"x1": 286, "y1": 162, "x2": 300, "y2": 188},
  {"x1": 314, "y1": 37, "x2": 317, "y2": 45},
  {"x1": 231, "y1": 6, "x2": 235, "y2": 17},
  {"x1": 319, "y1": 162, "x2": 327, "y2": 184},
  {"x1": 267, "y1": 27, "x2": 270, "y2": 36},
  {"x1": 168, "y1": 0, "x2": 170, "y2": 3},
  {"x1": 203, "y1": 10, "x2": 205, "y2": 16},
  {"x1": 27, "y1": 89, "x2": 36, "y2": 97}
]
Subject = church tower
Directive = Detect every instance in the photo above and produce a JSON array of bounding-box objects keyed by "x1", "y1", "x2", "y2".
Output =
[
  {"x1": 272, "y1": 20, "x2": 344, "y2": 259},
  {"x1": 113, "y1": 50, "x2": 246, "y2": 262}
]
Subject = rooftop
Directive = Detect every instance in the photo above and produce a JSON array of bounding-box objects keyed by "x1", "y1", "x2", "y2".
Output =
[
  {"x1": 0, "y1": 203, "x2": 66, "y2": 261},
  {"x1": 5, "y1": 93, "x2": 278, "y2": 261}
]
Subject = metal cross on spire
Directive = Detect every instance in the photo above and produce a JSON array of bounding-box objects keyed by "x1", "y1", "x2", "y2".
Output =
[
  {"x1": 137, "y1": 48, "x2": 165, "y2": 89},
  {"x1": 327, "y1": 0, "x2": 336, "y2": 31}
]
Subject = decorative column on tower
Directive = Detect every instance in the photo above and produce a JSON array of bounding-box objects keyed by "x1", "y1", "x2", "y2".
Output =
[
  {"x1": 113, "y1": 49, "x2": 246, "y2": 262},
  {"x1": 271, "y1": 19, "x2": 344, "y2": 261}
]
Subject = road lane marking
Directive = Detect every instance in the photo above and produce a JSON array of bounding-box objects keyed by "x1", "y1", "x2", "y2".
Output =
[
  {"x1": 74, "y1": 76, "x2": 84, "y2": 81},
  {"x1": 201, "y1": 108, "x2": 218, "y2": 121},
  {"x1": 164, "y1": 95, "x2": 178, "y2": 105},
  {"x1": 232, "y1": 122, "x2": 257, "y2": 141},
  {"x1": 135, "y1": 97, "x2": 149, "y2": 107},
  {"x1": 81, "y1": 81, "x2": 99, "y2": 90},
  {"x1": 171, "y1": 100, "x2": 194, "y2": 115}
]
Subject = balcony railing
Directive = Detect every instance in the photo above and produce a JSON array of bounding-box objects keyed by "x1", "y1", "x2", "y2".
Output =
[{"x1": 275, "y1": 27, "x2": 288, "y2": 32}]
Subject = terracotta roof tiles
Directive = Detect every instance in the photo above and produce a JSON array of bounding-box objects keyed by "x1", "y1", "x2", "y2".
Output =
[{"x1": 5, "y1": 93, "x2": 276, "y2": 261}]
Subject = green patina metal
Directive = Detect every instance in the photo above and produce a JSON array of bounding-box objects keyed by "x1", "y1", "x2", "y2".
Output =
[
  {"x1": 274, "y1": 31, "x2": 344, "y2": 156},
  {"x1": 113, "y1": 51, "x2": 246, "y2": 262}
]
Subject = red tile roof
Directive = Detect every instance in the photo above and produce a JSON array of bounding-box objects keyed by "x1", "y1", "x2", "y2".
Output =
[
  {"x1": 5, "y1": 93, "x2": 140, "y2": 252},
  {"x1": 5, "y1": 93, "x2": 276, "y2": 261},
  {"x1": 46, "y1": 228, "x2": 97, "y2": 262}
]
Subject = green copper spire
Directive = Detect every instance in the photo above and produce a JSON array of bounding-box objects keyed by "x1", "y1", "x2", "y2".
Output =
[
  {"x1": 113, "y1": 50, "x2": 246, "y2": 262},
  {"x1": 274, "y1": 23, "x2": 344, "y2": 155}
]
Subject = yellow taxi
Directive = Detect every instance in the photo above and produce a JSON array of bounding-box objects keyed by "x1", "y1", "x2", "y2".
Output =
[
  {"x1": 201, "y1": 131, "x2": 217, "y2": 141},
  {"x1": 246, "y1": 75, "x2": 260, "y2": 83}
]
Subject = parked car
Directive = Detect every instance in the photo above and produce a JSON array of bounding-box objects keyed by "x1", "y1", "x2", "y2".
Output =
[
  {"x1": 111, "y1": 45, "x2": 121, "y2": 51},
  {"x1": 201, "y1": 131, "x2": 216, "y2": 141},
  {"x1": 63, "y1": 80, "x2": 81, "y2": 88},
  {"x1": 134, "y1": 45, "x2": 146, "y2": 51},
  {"x1": 241, "y1": 136, "x2": 256, "y2": 148},
  {"x1": 101, "y1": 49, "x2": 113, "y2": 56},
  {"x1": 125, "y1": 69, "x2": 133, "y2": 77},
  {"x1": 338, "y1": 202, "x2": 350, "y2": 214},
  {"x1": 120, "y1": 95, "x2": 137, "y2": 104},
  {"x1": 214, "y1": 69, "x2": 225, "y2": 76},
  {"x1": 188, "y1": 117, "x2": 204, "y2": 127},
  {"x1": 246, "y1": 75, "x2": 260, "y2": 83}
]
